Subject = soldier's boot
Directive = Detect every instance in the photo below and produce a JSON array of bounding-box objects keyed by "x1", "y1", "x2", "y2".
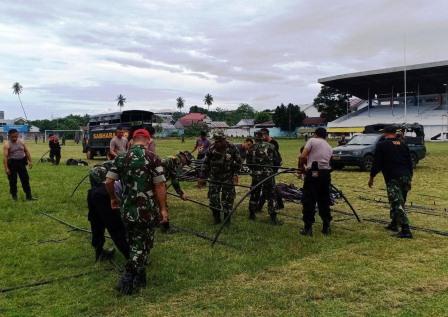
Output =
[
  {"x1": 213, "y1": 211, "x2": 221, "y2": 225},
  {"x1": 134, "y1": 268, "x2": 147, "y2": 289},
  {"x1": 397, "y1": 224, "x2": 413, "y2": 239},
  {"x1": 116, "y1": 270, "x2": 136, "y2": 295},
  {"x1": 385, "y1": 220, "x2": 399, "y2": 232},
  {"x1": 25, "y1": 193, "x2": 37, "y2": 201},
  {"x1": 300, "y1": 225, "x2": 313, "y2": 237},
  {"x1": 223, "y1": 212, "x2": 231, "y2": 226},
  {"x1": 270, "y1": 213, "x2": 283, "y2": 225},
  {"x1": 248, "y1": 205, "x2": 256, "y2": 220},
  {"x1": 322, "y1": 222, "x2": 331, "y2": 236},
  {"x1": 96, "y1": 247, "x2": 115, "y2": 262}
]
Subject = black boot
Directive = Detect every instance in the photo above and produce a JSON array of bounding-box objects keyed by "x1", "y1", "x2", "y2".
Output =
[
  {"x1": 397, "y1": 224, "x2": 413, "y2": 239},
  {"x1": 12, "y1": 195, "x2": 18, "y2": 201},
  {"x1": 223, "y1": 212, "x2": 231, "y2": 226},
  {"x1": 213, "y1": 211, "x2": 221, "y2": 225},
  {"x1": 300, "y1": 225, "x2": 313, "y2": 237},
  {"x1": 116, "y1": 270, "x2": 136, "y2": 295},
  {"x1": 96, "y1": 248, "x2": 115, "y2": 262},
  {"x1": 322, "y1": 222, "x2": 331, "y2": 236},
  {"x1": 134, "y1": 268, "x2": 147, "y2": 288},
  {"x1": 270, "y1": 213, "x2": 283, "y2": 225},
  {"x1": 385, "y1": 220, "x2": 399, "y2": 232},
  {"x1": 249, "y1": 211, "x2": 256, "y2": 220}
]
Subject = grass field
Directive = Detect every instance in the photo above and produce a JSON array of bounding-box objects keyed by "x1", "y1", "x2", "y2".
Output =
[{"x1": 1, "y1": 138, "x2": 448, "y2": 317}]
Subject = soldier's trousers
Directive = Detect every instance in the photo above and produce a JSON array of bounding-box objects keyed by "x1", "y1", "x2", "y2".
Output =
[
  {"x1": 49, "y1": 149, "x2": 61, "y2": 165},
  {"x1": 302, "y1": 170, "x2": 332, "y2": 226},
  {"x1": 87, "y1": 185, "x2": 130, "y2": 259},
  {"x1": 7, "y1": 158, "x2": 32, "y2": 198},
  {"x1": 208, "y1": 180, "x2": 236, "y2": 215},
  {"x1": 124, "y1": 220, "x2": 155, "y2": 273},
  {"x1": 386, "y1": 176, "x2": 411, "y2": 226},
  {"x1": 250, "y1": 174, "x2": 275, "y2": 215}
]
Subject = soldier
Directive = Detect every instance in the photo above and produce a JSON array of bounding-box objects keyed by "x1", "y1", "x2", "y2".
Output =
[
  {"x1": 3, "y1": 129, "x2": 35, "y2": 201},
  {"x1": 87, "y1": 163, "x2": 130, "y2": 261},
  {"x1": 105, "y1": 128, "x2": 168, "y2": 295},
  {"x1": 192, "y1": 131, "x2": 210, "y2": 188},
  {"x1": 160, "y1": 151, "x2": 194, "y2": 232},
  {"x1": 369, "y1": 125, "x2": 414, "y2": 238},
  {"x1": 202, "y1": 131, "x2": 242, "y2": 224},
  {"x1": 246, "y1": 131, "x2": 282, "y2": 225},
  {"x1": 48, "y1": 134, "x2": 61, "y2": 165}
]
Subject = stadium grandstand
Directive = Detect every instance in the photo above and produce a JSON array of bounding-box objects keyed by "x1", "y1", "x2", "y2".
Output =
[{"x1": 319, "y1": 60, "x2": 448, "y2": 140}]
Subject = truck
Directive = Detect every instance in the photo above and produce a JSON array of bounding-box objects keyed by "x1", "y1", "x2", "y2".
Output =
[
  {"x1": 82, "y1": 110, "x2": 153, "y2": 160},
  {"x1": 331, "y1": 123, "x2": 426, "y2": 171}
]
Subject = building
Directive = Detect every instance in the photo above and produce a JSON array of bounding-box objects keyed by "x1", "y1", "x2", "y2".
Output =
[
  {"x1": 208, "y1": 121, "x2": 230, "y2": 135},
  {"x1": 319, "y1": 60, "x2": 448, "y2": 140},
  {"x1": 178, "y1": 112, "x2": 212, "y2": 127}
]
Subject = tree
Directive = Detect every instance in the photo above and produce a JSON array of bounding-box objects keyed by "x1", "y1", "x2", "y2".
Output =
[
  {"x1": 255, "y1": 111, "x2": 271, "y2": 123},
  {"x1": 272, "y1": 103, "x2": 306, "y2": 132},
  {"x1": 116, "y1": 94, "x2": 126, "y2": 112},
  {"x1": 12, "y1": 82, "x2": 28, "y2": 121},
  {"x1": 176, "y1": 97, "x2": 185, "y2": 112},
  {"x1": 313, "y1": 85, "x2": 350, "y2": 122},
  {"x1": 203, "y1": 93, "x2": 213, "y2": 111},
  {"x1": 189, "y1": 105, "x2": 208, "y2": 114}
]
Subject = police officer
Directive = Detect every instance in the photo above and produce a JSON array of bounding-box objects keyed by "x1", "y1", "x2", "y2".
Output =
[
  {"x1": 87, "y1": 163, "x2": 130, "y2": 261},
  {"x1": 298, "y1": 127, "x2": 333, "y2": 236},
  {"x1": 368, "y1": 125, "x2": 414, "y2": 238},
  {"x1": 246, "y1": 131, "x2": 281, "y2": 225},
  {"x1": 3, "y1": 129, "x2": 35, "y2": 201},
  {"x1": 105, "y1": 128, "x2": 168, "y2": 295},
  {"x1": 202, "y1": 131, "x2": 242, "y2": 224}
]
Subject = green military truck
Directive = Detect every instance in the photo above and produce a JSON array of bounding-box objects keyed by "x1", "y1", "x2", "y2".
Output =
[
  {"x1": 331, "y1": 123, "x2": 426, "y2": 171},
  {"x1": 82, "y1": 110, "x2": 153, "y2": 159}
]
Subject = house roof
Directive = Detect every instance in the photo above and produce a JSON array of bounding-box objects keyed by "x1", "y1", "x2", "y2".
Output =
[
  {"x1": 209, "y1": 121, "x2": 229, "y2": 129},
  {"x1": 180, "y1": 112, "x2": 208, "y2": 127},
  {"x1": 236, "y1": 119, "x2": 255, "y2": 127},
  {"x1": 254, "y1": 120, "x2": 275, "y2": 128},
  {"x1": 302, "y1": 117, "x2": 327, "y2": 126}
]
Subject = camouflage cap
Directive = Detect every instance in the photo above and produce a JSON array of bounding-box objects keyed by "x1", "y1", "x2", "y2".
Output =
[
  {"x1": 213, "y1": 130, "x2": 226, "y2": 140},
  {"x1": 89, "y1": 165, "x2": 108, "y2": 187}
]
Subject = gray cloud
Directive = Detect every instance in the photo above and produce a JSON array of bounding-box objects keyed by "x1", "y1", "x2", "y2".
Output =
[{"x1": 0, "y1": 0, "x2": 447, "y2": 119}]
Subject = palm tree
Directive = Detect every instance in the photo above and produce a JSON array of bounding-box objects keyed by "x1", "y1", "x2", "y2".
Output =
[
  {"x1": 203, "y1": 93, "x2": 213, "y2": 111},
  {"x1": 116, "y1": 94, "x2": 126, "y2": 112},
  {"x1": 176, "y1": 97, "x2": 185, "y2": 112},
  {"x1": 12, "y1": 82, "x2": 28, "y2": 121}
]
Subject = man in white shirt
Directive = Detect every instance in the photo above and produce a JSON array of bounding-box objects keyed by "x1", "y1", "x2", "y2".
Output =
[
  {"x1": 109, "y1": 126, "x2": 128, "y2": 159},
  {"x1": 298, "y1": 128, "x2": 333, "y2": 236}
]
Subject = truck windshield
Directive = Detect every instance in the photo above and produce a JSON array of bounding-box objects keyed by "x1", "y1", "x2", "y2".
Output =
[{"x1": 347, "y1": 135, "x2": 379, "y2": 145}]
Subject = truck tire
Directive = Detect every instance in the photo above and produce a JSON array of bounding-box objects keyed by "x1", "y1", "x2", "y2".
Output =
[
  {"x1": 410, "y1": 152, "x2": 418, "y2": 169},
  {"x1": 86, "y1": 149, "x2": 95, "y2": 160},
  {"x1": 360, "y1": 154, "x2": 374, "y2": 171}
]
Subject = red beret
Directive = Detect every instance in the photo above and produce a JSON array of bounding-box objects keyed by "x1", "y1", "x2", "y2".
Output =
[{"x1": 133, "y1": 128, "x2": 150, "y2": 138}]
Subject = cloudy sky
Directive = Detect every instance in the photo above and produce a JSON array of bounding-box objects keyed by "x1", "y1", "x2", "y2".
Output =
[{"x1": 1, "y1": 0, "x2": 447, "y2": 119}]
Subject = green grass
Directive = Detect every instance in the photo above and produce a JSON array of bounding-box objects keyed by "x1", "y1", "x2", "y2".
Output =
[{"x1": 1, "y1": 138, "x2": 448, "y2": 317}]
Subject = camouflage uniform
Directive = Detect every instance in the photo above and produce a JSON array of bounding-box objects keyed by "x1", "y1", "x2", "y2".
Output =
[
  {"x1": 246, "y1": 136, "x2": 280, "y2": 223},
  {"x1": 202, "y1": 132, "x2": 242, "y2": 223},
  {"x1": 161, "y1": 151, "x2": 193, "y2": 196},
  {"x1": 106, "y1": 145, "x2": 165, "y2": 274},
  {"x1": 386, "y1": 175, "x2": 412, "y2": 226}
]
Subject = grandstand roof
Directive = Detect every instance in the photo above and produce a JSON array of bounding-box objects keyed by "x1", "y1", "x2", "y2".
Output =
[{"x1": 319, "y1": 60, "x2": 448, "y2": 99}]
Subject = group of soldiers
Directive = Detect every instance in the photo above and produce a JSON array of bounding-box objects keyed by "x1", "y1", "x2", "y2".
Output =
[
  {"x1": 85, "y1": 124, "x2": 415, "y2": 295},
  {"x1": 3, "y1": 122, "x2": 414, "y2": 295}
]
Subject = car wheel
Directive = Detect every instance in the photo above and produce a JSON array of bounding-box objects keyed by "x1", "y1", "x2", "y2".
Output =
[
  {"x1": 360, "y1": 154, "x2": 374, "y2": 171},
  {"x1": 86, "y1": 149, "x2": 95, "y2": 160},
  {"x1": 410, "y1": 152, "x2": 418, "y2": 169}
]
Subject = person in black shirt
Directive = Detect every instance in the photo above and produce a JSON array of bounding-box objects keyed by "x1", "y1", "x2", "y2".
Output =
[
  {"x1": 369, "y1": 125, "x2": 413, "y2": 238},
  {"x1": 235, "y1": 138, "x2": 253, "y2": 162},
  {"x1": 48, "y1": 134, "x2": 61, "y2": 165}
]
